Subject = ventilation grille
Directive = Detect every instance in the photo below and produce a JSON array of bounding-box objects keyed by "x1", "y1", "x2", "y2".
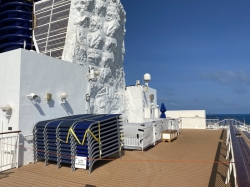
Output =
[{"x1": 33, "y1": 0, "x2": 70, "y2": 59}]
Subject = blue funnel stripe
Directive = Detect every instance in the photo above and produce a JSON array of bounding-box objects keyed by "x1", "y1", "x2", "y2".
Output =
[{"x1": 0, "y1": 0, "x2": 34, "y2": 52}]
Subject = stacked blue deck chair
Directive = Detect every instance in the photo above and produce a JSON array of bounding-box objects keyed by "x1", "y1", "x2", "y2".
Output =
[
  {"x1": 33, "y1": 114, "x2": 87, "y2": 164},
  {"x1": 33, "y1": 114, "x2": 122, "y2": 173},
  {"x1": 56, "y1": 114, "x2": 103, "y2": 170}
]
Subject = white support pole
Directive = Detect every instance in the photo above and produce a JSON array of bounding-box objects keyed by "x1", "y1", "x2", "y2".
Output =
[
  {"x1": 0, "y1": 117, "x2": 3, "y2": 137},
  {"x1": 16, "y1": 132, "x2": 20, "y2": 168},
  {"x1": 225, "y1": 159, "x2": 233, "y2": 184},
  {"x1": 226, "y1": 128, "x2": 230, "y2": 146},
  {"x1": 232, "y1": 157, "x2": 237, "y2": 187},
  {"x1": 153, "y1": 122, "x2": 155, "y2": 146},
  {"x1": 225, "y1": 126, "x2": 238, "y2": 186},
  {"x1": 142, "y1": 134, "x2": 144, "y2": 152},
  {"x1": 226, "y1": 141, "x2": 231, "y2": 160},
  {"x1": 0, "y1": 136, "x2": 2, "y2": 172},
  {"x1": 45, "y1": 0, "x2": 55, "y2": 54},
  {"x1": 23, "y1": 40, "x2": 26, "y2": 49}
]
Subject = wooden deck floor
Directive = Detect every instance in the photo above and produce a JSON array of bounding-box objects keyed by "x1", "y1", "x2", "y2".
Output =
[{"x1": 0, "y1": 129, "x2": 233, "y2": 187}]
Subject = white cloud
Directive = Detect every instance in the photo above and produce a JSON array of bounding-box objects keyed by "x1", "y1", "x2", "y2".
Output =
[{"x1": 201, "y1": 70, "x2": 250, "y2": 85}]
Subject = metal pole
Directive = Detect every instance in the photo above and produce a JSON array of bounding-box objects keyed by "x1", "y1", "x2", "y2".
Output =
[
  {"x1": 16, "y1": 132, "x2": 20, "y2": 168},
  {"x1": 0, "y1": 136, "x2": 2, "y2": 172},
  {"x1": 23, "y1": 40, "x2": 26, "y2": 49},
  {"x1": 32, "y1": 0, "x2": 34, "y2": 51},
  {"x1": 0, "y1": 117, "x2": 3, "y2": 137}
]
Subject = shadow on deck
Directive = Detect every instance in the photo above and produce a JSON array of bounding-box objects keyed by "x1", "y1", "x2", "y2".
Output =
[
  {"x1": 208, "y1": 129, "x2": 234, "y2": 187},
  {"x1": 0, "y1": 172, "x2": 14, "y2": 180}
]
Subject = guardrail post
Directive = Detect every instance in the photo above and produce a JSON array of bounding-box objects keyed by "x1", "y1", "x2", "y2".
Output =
[
  {"x1": 232, "y1": 157, "x2": 237, "y2": 187},
  {"x1": 225, "y1": 158, "x2": 233, "y2": 184},
  {"x1": 226, "y1": 128, "x2": 230, "y2": 146},
  {"x1": 226, "y1": 142, "x2": 231, "y2": 160},
  {"x1": 153, "y1": 122, "x2": 156, "y2": 146},
  {"x1": 16, "y1": 132, "x2": 20, "y2": 168}
]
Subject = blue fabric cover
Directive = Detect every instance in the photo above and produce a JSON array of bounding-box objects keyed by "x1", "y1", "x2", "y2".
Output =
[{"x1": 160, "y1": 103, "x2": 166, "y2": 118}]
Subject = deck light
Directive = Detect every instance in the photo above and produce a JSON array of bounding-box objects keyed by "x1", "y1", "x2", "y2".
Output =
[
  {"x1": 45, "y1": 93, "x2": 52, "y2": 102},
  {"x1": 27, "y1": 93, "x2": 39, "y2": 100},
  {"x1": 60, "y1": 92, "x2": 68, "y2": 104},
  {"x1": 88, "y1": 69, "x2": 100, "y2": 80},
  {"x1": 1, "y1": 104, "x2": 11, "y2": 117},
  {"x1": 86, "y1": 94, "x2": 90, "y2": 101}
]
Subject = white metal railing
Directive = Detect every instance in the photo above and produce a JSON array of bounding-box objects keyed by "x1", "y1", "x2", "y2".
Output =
[
  {"x1": 0, "y1": 131, "x2": 21, "y2": 172},
  {"x1": 206, "y1": 118, "x2": 247, "y2": 130},
  {"x1": 206, "y1": 119, "x2": 219, "y2": 129},
  {"x1": 124, "y1": 137, "x2": 139, "y2": 147},
  {"x1": 123, "y1": 119, "x2": 179, "y2": 150}
]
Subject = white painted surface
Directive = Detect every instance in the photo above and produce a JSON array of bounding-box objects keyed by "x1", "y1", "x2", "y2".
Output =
[
  {"x1": 0, "y1": 49, "x2": 89, "y2": 166},
  {"x1": 181, "y1": 118, "x2": 206, "y2": 129},
  {"x1": 165, "y1": 110, "x2": 206, "y2": 129},
  {"x1": 166, "y1": 110, "x2": 206, "y2": 129},
  {"x1": 0, "y1": 50, "x2": 21, "y2": 134},
  {"x1": 162, "y1": 134, "x2": 170, "y2": 139},
  {"x1": 166, "y1": 110, "x2": 205, "y2": 118},
  {"x1": 154, "y1": 108, "x2": 160, "y2": 118},
  {"x1": 75, "y1": 156, "x2": 87, "y2": 169},
  {"x1": 62, "y1": 0, "x2": 126, "y2": 115},
  {"x1": 125, "y1": 85, "x2": 157, "y2": 123}
]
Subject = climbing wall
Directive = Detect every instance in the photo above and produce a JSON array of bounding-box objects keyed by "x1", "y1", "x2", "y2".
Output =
[{"x1": 62, "y1": 0, "x2": 126, "y2": 115}]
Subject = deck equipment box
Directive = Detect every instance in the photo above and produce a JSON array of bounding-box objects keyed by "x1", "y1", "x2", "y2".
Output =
[{"x1": 162, "y1": 130, "x2": 178, "y2": 142}]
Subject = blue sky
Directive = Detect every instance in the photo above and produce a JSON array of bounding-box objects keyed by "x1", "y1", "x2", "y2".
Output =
[{"x1": 121, "y1": 0, "x2": 250, "y2": 114}]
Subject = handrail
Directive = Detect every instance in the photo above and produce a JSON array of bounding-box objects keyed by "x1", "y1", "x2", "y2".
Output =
[
  {"x1": 215, "y1": 118, "x2": 245, "y2": 124},
  {"x1": 225, "y1": 124, "x2": 250, "y2": 186},
  {"x1": 0, "y1": 131, "x2": 21, "y2": 135}
]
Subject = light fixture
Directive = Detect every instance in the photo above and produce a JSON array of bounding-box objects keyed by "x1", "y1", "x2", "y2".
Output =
[
  {"x1": 86, "y1": 93, "x2": 90, "y2": 101},
  {"x1": 88, "y1": 69, "x2": 100, "y2": 80},
  {"x1": 45, "y1": 93, "x2": 52, "y2": 102},
  {"x1": 1, "y1": 104, "x2": 11, "y2": 117},
  {"x1": 27, "y1": 93, "x2": 39, "y2": 100},
  {"x1": 60, "y1": 92, "x2": 68, "y2": 104},
  {"x1": 149, "y1": 94, "x2": 154, "y2": 101}
]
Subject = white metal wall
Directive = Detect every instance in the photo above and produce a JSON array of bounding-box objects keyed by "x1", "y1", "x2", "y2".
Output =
[
  {"x1": 0, "y1": 49, "x2": 89, "y2": 166},
  {"x1": 125, "y1": 85, "x2": 158, "y2": 123},
  {"x1": 166, "y1": 110, "x2": 205, "y2": 118},
  {"x1": 166, "y1": 110, "x2": 206, "y2": 129},
  {"x1": 181, "y1": 118, "x2": 206, "y2": 129},
  {"x1": 0, "y1": 50, "x2": 21, "y2": 133}
]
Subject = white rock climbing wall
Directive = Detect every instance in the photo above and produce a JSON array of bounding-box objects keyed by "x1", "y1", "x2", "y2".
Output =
[{"x1": 62, "y1": 0, "x2": 126, "y2": 115}]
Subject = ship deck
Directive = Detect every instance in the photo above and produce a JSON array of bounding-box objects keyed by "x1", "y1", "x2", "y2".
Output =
[{"x1": 0, "y1": 129, "x2": 234, "y2": 187}]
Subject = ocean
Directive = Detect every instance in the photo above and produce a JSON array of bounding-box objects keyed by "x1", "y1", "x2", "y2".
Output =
[{"x1": 206, "y1": 114, "x2": 250, "y2": 124}]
